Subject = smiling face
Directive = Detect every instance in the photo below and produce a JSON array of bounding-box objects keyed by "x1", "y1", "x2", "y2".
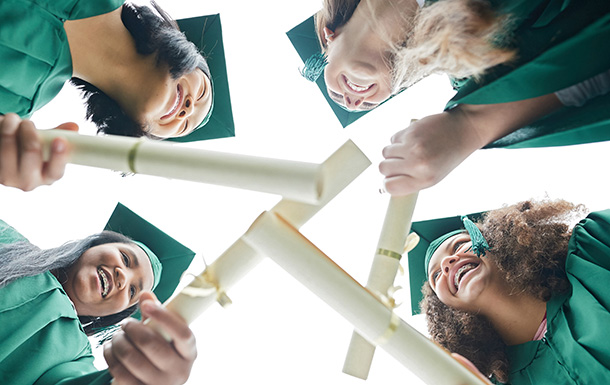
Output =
[
  {"x1": 132, "y1": 68, "x2": 213, "y2": 138},
  {"x1": 323, "y1": 26, "x2": 394, "y2": 111},
  {"x1": 427, "y1": 233, "x2": 502, "y2": 313},
  {"x1": 62, "y1": 242, "x2": 155, "y2": 317}
]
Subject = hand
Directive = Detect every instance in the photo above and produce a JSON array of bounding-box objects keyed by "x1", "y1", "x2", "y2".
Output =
[
  {"x1": 451, "y1": 353, "x2": 493, "y2": 385},
  {"x1": 379, "y1": 110, "x2": 483, "y2": 196},
  {"x1": 0, "y1": 113, "x2": 77, "y2": 191},
  {"x1": 104, "y1": 292, "x2": 197, "y2": 385}
]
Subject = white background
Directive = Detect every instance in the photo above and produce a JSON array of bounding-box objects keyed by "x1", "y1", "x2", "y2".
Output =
[{"x1": 2, "y1": 0, "x2": 610, "y2": 384}]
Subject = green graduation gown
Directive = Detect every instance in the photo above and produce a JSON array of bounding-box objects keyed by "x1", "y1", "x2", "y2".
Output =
[
  {"x1": 443, "y1": 0, "x2": 610, "y2": 149},
  {"x1": 0, "y1": 0, "x2": 124, "y2": 118},
  {"x1": 0, "y1": 220, "x2": 112, "y2": 385},
  {"x1": 499, "y1": 210, "x2": 610, "y2": 384}
]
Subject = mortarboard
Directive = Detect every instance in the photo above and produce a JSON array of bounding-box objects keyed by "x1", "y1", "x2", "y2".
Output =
[
  {"x1": 104, "y1": 203, "x2": 196, "y2": 309},
  {"x1": 173, "y1": 14, "x2": 235, "y2": 143},
  {"x1": 407, "y1": 212, "x2": 485, "y2": 315}
]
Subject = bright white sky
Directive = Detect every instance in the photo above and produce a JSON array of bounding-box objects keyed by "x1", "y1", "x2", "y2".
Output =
[{"x1": 2, "y1": 0, "x2": 610, "y2": 384}]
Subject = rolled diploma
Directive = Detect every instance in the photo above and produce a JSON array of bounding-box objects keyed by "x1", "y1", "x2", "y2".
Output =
[
  {"x1": 146, "y1": 140, "x2": 371, "y2": 338},
  {"x1": 242, "y1": 211, "x2": 486, "y2": 385},
  {"x1": 343, "y1": 193, "x2": 418, "y2": 379},
  {"x1": 38, "y1": 129, "x2": 322, "y2": 204}
]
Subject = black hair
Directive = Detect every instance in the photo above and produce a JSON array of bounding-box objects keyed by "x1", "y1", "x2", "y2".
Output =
[
  {"x1": 0, "y1": 230, "x2": 142, "y2": 336},
  {"x1": 71, "y1": 2, "x2": 210, "y2": 138}
]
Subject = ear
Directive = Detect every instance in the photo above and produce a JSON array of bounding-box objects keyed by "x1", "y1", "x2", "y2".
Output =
[{"x1": 323, "y1": 27, "x2": 336, "y2": 44}]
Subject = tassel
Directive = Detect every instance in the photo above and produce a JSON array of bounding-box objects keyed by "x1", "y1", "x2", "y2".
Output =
[
  {"x1": 300, "y1": 52, "x2": 328, "y2": 82},
  {"x1": 461, "y1": 215, "x2": 490, "y2": 257}
]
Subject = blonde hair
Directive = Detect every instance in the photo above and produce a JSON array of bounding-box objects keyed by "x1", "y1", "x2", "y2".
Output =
[{"x1": 315, "y1": 0, "x2": 516, "y2": 92}]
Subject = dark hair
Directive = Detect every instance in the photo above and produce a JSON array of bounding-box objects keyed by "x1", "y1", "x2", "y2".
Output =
[
  {"x1": 0, "y1": 230, "x2": 141, "y2": 336},
  {"x1": 421, "y1": 199, "x2": 585, "y2": 382},
  {"x1": 71, "y1": 2, "x2": 210, "y2": 138}
]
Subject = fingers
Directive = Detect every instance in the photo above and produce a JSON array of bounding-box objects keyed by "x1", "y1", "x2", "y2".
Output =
[
  {"x1": 104, "y1": 293, "x2": 196, "y2": 385},
  {"x1": 0, "y1": 114, "x2": 21, "y2": 185},
  {"x1": 41, "y1": 138, "x2": 70, "y2": 183},
  {"x1": 103, "y1": 340, "x2": 147, "y2": 385},
  {"x1": 0, "y1": 114, "x2": 71, "y2": 191},
  {"x1": 140, "y1": 299, "x2": 197, "y2": 362}
]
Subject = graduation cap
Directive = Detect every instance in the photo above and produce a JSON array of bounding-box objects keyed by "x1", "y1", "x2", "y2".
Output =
[
  {"x1": 104, "y1": 203, "x2": 196, "y2": 306},
  {"x1": 286, "y1": 14, "x2": 403, "y2": 128},
  {"x1": 172, "y1": 14, "x2": 235, "y2": 143},
  {"x1": 407, "y1": 212, "x2": 486, "y2": 315}
]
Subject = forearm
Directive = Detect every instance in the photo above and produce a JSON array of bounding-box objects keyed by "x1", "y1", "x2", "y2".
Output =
[{"x1": 454, "y1": 93, "x2": 563, "y2": 148}]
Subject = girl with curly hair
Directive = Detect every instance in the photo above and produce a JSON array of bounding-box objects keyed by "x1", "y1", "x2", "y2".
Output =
[
  {"x1": 0, "y1": 219, "x2": 197, "y2": 385},
  {"x1": 420, "y1": 199, "x2": 610, "y2": 384},
  {"x1": 306, "y1": 0, "x2": 610, "y2": 196}
]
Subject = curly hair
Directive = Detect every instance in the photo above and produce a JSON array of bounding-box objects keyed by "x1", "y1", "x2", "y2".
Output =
[
  {"x1": 315, "y1": 0, "x2": 516, "y2": 93},
  {"x1": 421, "y1": 199, "x2": 586, "y2": 383}
]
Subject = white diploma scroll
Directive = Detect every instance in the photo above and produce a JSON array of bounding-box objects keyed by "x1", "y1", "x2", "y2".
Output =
[
  {"x1": 146, "y1": 140, "x2": 371, "y2": 338},
  {"x1": 343, "y1": 193, "x2": 418, "y2": 379},
  {"x1": 242, "y1": 211, "x2": 486, "y2": 385},
  {"x1": 39, "y1": 130, "x2": 323, "y2": 204}
]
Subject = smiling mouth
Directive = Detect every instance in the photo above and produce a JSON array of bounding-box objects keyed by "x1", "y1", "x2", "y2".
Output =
[
  {"x1": 343, "y1": 75, "x2": 373, "y2": 93},
  {"x1": 454, "y1": 262, "x2": 479, "y2": 292},
  {"x1": 161, "y1": 84, "x2": 182, "y2": 120},
  {"x1": 98, "y1": 268, "x2": 110, "y2": 298}
]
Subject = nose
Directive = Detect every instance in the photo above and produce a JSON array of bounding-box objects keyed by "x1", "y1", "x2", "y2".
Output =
[
  {"x1": 177, "y1": 95, "x2": 194, "y2": 118},
  {"x1": 440, "y1": 255, "x2": 459, "y2": 276},
  {"x1": 343, "y1": 92, "x2": 364, "y2": 110},
  {"x1": 115, "y1": 267, "x2": 132, "y2": 293}
]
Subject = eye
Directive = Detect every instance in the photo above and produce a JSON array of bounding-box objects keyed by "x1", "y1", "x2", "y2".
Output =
[
  {"x1": 197, "y1": 82, "x2": 206, "y2": 101},
  {"x1": 121, "y1": 252, "x2": 130, "y2": 267},
  {"x1": 432, "y1": 270, "x2": 441, "y2": 284},
  {"x1": 130, "y1": 285, "x2": 136, "y2": 299},
  {"x1": 454, "y1": 241, "x2": 467, "y2": 253}
]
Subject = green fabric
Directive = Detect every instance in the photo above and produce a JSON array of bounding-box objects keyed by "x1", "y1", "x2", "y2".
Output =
[
  {"x1": 286, "y1": 16, "x2": 369, "y2": 128},
  {"x1": 0, "y1": 220, "x2": 110, "y2": 385},
  {"x1": 408, "y1": 212, "x2": 484, "y2": 315},
  {"x1": 170, "y1": 14, "x2": 235, "y2": 143},
  {"x1": 499, "y1": 210, "x2": 610, "y2": 384},
  {"x1": 444, "y1": 0, "x2": 610, "y2": 149},
  {"x1": 0, "y1": 0, "x2": 124, "y2": 118},
  {"x1": 104, "y1": 203, "x2": 196, "y2": 306},
  {"x1": 132, "y1": 240, "x2": 162, "y2": 291},
  {"x1": 423, "y1": 229, "x2": 463, "y2": 277}
]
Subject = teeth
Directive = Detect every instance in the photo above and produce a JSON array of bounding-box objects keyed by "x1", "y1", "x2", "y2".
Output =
[
  {"x1": 346, "y1": 79, "x2": 370, "y2": 92},
  {"x1": 98, "y1": 268, "x2": 109, "y2": 298},
  {"x1": 454, "y1": 263, "x2": 477, "y2": 290}
]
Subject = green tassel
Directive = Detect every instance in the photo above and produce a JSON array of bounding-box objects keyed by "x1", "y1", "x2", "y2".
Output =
[
  {"x1": 461, "y1": 215, "x2": 490, "y2": 257},
  {"x1": 300, "y1": 52, "x2": 328, "y2": 82}
]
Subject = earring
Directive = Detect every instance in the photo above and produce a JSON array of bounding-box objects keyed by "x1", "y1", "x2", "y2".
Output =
[{"x1": 323, "y1": 27, "x2": 335, "y2": 44}]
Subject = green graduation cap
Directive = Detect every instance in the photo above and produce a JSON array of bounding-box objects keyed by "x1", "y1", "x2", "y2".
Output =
[
  {"x1": 407, "y1": 212, "x2": 485, "y2": 315},
  {"x1": 287, "y1": 14, "x2": 403, "y2": 128},
  {"x1": 104, "y1": 203, "x2": 196, "y2": 306},
  {"x1": 172, "y1": 14, "x2": 235, "y2": 143}
]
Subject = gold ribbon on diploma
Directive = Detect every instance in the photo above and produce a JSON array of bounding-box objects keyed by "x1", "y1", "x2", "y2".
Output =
[{"x1": 373, "y1": 232, "x2": 421, "y2": 345}]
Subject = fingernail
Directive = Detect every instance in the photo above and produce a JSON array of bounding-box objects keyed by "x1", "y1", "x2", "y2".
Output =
[
  {"x1": 52, "y1": 139, "x2": 65, "y2": 153},
  {"x1": 141, "y1": 300, "x2": 160, "y2": 313}
]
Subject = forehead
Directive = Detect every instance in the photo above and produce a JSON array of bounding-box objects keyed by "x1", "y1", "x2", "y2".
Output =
[{"x1": 427, "y1": 233, "x2": 470, "y2": 273}]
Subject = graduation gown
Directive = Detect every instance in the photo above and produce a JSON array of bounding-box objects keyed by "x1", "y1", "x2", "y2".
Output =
[
  {"x1": 443, "y1": 0, "x2": 610, "y2": 149},
  {"x1": 0, "y1": 220, "x2": 112, "y2": 385},
  {"x1": 499, "y1": 210, "x2": 610, "y2": 384},
  {"x1": 0, "y1": 0, "x2": 124, "y2": 118}
]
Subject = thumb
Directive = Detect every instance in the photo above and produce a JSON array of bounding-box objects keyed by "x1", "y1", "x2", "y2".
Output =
[
  {"x1": 138, "y1": 291, "x2": 160, "y2": 320},
  {"x1": 53, "y1": 122, "x2": 79, "y2": 132}
]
